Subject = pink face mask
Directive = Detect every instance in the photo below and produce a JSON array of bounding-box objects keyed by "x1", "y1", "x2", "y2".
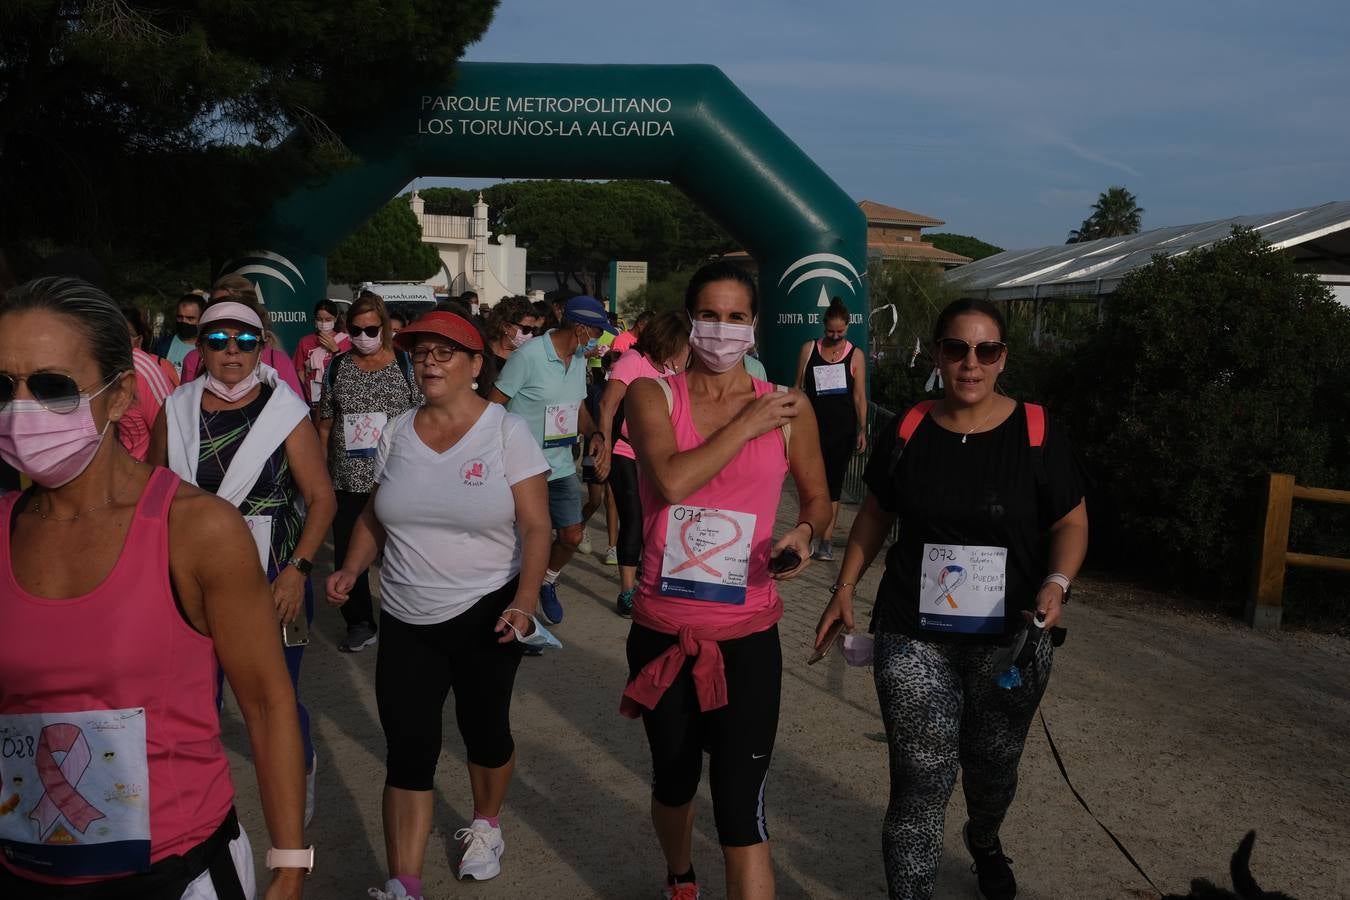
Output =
[
  {"x1": 204, "y1": 370, "x2": 260, "y2": 403},
  {"x1": 0, "y1": 378, "x2": 117, "y2": 488},
  {"x1": 351, "y1": 332, "x2": 382, "y2": 355},
  {"x1": 688, "y1": 320, "x2": 756, "y2": 373},
  {"x1": 315, "y1": 320, "x2": 335, "y2": 334},
  {"x1": 509, "y1": 328, "x2": 533, "y2": 350}
]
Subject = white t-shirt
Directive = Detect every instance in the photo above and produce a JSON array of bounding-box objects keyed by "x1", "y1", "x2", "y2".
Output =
[{"x1": 373, "y1": 403, "x2": 549, "y2": 625}]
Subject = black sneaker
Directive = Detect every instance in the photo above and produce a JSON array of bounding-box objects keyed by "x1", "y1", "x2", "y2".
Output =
[
  {"x1": 339, "y1": 623, "x2": 378, "y2": 653},
  {"x1": 963, "y1": 822, "x2": 1016, "y2": 899}
]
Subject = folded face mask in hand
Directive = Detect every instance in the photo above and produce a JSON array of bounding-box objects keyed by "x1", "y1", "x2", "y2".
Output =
[
  {"x1": 841, "y1": 633, "x2": 874, "y2": 667},
  {"x1": 499, "y1": 608, "x2": 563, "y2": 650}
]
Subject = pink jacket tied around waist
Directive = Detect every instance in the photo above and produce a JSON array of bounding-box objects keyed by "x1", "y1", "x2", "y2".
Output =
[{"x1": 619, "y1": 597, "x2": 782, "y2": 718}]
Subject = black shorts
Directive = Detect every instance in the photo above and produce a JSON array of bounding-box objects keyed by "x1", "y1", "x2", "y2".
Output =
[
  {"x1": 625, "y1": 623, "x2": 782, "y2": 847},
  {"x1": 820, "y1": 429, "x2": 854, "y2": 501},
  {"x1": 376, "y1": 578, "x2": 525, "y2": 790}
]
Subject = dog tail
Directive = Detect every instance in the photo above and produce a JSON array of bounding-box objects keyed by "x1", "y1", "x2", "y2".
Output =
[{"x1": 1230, "y1": 831, "x2": 1261, "y2": 898}]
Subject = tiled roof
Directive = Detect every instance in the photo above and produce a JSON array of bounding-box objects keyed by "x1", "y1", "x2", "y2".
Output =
[
  {"x1": 858, "y1": 200, "x2": 945, "y2": 228},
  {"x1": 869, "y1": 242, "x2": 971, "y2": 265}
]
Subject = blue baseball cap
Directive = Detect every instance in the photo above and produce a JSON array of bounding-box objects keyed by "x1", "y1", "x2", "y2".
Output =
[{"x1": 562, "y1": 295, "x2": 618, "y2": 334}]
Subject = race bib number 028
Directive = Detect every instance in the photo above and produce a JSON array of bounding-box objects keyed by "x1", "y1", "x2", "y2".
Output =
[
  {"x1": 659, "y1": 505, "x2": 756, "y2": 605},
  {"x1": 918, "y1": 543, "x2": 1007, "y2": 635},
  {"x1": 0, "y1": 707, "x2": 151, "y2": 877}
]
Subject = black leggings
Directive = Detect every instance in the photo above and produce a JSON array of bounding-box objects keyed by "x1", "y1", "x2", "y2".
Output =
[
  {"x1": 626, "y1": 623, "x2": 781, "y2": 847},
  {"x1": 872, "y1": 631, "x2": 1053, "y2": 899},
  {"x1": 376, "y1": 578, "x2": 525, "y2": 790},
  {"x1": 609, "y1": 454, "x2": 643, "y2": 567},
  {"x1": 332, "y1": 490, "x2": 376, "y2": 630}
]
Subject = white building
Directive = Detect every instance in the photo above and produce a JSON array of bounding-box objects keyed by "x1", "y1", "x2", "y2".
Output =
[{"x1": 408, "y1": 191, "x2": 527, "y2": 306}]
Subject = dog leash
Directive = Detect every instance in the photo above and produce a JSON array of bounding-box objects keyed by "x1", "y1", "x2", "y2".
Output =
[{"x1": 1039, "y1": 710, "x2": 1164, "y2": 897}]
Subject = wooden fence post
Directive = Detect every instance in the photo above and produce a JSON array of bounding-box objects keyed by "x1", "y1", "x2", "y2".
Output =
[{"x1": 1248, "y1": 473, "x2": 1295, "y2": 631}]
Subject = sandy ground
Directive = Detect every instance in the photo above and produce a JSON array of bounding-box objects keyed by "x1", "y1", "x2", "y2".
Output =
[{"x1": 221, "y1": 494, "x2": 1350, "y2": 899}]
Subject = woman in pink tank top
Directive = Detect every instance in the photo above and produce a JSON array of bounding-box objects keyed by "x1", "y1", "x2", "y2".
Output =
[
  {"x1": 620, "y1": 262, "x2": 832, "y2": 900},
  {"x1": 0, "y1": 278, "x2": 310, "y2": 899}
]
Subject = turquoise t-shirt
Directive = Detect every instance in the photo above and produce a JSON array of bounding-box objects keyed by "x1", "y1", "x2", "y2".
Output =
[
  {"x1": 496, "y1": 331, "x2": 589, "y2": 481},
  {"x1": 165, "y1": 335, "x2": 194, "y2": 372},
  {"x1": 744, "y1": 353, "x2": 767, "y2": 381}
]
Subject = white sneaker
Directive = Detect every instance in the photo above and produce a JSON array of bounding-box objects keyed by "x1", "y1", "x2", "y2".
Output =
[
  {"x1": 455, "y1": 820, "x2": 505, "y2": 881},
  {"x1": 304, "y1": 753, "x2": 316, "y2": 828},
  {"x1": 605, "y1": 545, "x2": 618, "y2": 566},
  {"x1": 367, "y1": 878, "x2": 421, "y2": 899},
  {"x1": 576, "y1": 535, "x2": 593, "y2": 555}
]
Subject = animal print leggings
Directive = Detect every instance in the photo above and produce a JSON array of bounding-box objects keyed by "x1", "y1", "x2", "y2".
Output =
[{"x1": 873, "y1": 630, "x2": 1053, "y2": 899}]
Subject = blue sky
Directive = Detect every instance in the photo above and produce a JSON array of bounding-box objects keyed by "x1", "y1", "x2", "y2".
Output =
[{"x1": 419, "y1": 0, "x2": 1350, "y2": 252}]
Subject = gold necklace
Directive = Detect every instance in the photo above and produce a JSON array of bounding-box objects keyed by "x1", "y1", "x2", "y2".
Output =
[{"x1": 30, "y1": 462, "x2": 140, "y2": 522}]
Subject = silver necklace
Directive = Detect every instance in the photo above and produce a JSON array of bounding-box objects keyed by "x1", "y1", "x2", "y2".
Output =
[{"x1": 944, "y1": 403, "x2": 1000, "y2": 444}]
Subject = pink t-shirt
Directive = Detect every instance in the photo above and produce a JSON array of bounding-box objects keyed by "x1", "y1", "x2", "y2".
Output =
[
  {"x1": 611, "y1": 330, "x2": 638, "y2": 355},
  {"x1": 607, "y1": 349, "x2": 668, "y2": 460},
  {"x1": 120, "y1": 348, "x2": 179, "y2": 461},
  {"x1": 636, "y1": 373, "x2": 789, "y2": 627},
  {"x1": 292, "y1": 332, "x2": 351, "y2": 404}
]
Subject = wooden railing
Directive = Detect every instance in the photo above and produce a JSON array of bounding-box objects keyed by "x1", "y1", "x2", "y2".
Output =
[{"x1": 1249, "y1": 473, "x2": 1350, "y2": 631}]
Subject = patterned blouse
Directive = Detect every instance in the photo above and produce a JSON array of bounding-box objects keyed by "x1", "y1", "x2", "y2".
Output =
[
  {"x1": 196, "y1": 386, "x2": 302, "y2": 580},
  {"x1": 318, "y1": 351, "x2": 423, "y2": 493}
]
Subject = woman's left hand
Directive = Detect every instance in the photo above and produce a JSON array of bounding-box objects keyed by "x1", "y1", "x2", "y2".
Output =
[
  {"x1": 769, "y1": 523, "x2": 813, "y2": 581},
  {"x1": 264, "y1": 869, "x2": 304, "y2": 899},
  {"x1": 495, "y1": 604, "x2": 537, "y2": 644},
  {"x1": 855, "y1": 430, "x2": 867, "y2": 454},
  {"x1": 272, "y1": 567, "x2": 306, "y2": 624},
  {"x1": 1027, "y1": 583, "x2": 1066, "y2": 629}
]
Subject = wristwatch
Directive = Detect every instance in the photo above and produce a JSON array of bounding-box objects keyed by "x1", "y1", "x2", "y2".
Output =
[
  {"x1": 287, "y1": 557, "x2": 314, "y2": 575},
  {"x1": 266, "y1": 846, "x2": 314, "y2": 873}
]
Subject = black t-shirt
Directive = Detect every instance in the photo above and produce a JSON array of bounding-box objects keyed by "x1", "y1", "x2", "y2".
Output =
[{"x1": 863, "y1": 402, "x2": 1083, "y2": 643}]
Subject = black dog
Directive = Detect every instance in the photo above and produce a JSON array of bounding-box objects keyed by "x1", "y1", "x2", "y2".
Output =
[{"x1": 1162, "y1": 831, "x2": 1294, "y2": 899}]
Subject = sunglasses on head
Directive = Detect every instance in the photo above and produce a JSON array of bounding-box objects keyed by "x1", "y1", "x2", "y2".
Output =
[
  {"x1": 0, "y1": 372, "x2": 111, "y2": 414},
  {"x1": 203, "y1": 331, "x2": 262, "y2": 353},
  {"x1": 936, "y1": 337, "x2": 1006, "y2": 365},
  {"x1": 350, "y1": 325, "x2": 381, "y2": 338}
]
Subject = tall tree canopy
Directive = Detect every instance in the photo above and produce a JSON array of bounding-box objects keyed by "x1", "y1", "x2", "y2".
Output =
[
  {"x1": 418, "y1": 180, "x2": 736, "y2": 293},
  {"x1": 928, "y1": 233, "x2": 1004, "y2": 261},
  {"x1": 328, "y1": 201, "x2": 441, "y2": 286},
  {"x1": 0, "y1": 1, "x2": 496, "y2": 302},
  {"x1": 1066, "y1": 186, "x2": 1144, "y2": 243}
]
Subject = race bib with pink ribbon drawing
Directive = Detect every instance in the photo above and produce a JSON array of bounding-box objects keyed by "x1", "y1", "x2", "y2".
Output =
[
  {"x1": 918, "y1": 543, "x2": 1007, "y2": 635},
  {"x1": 344, "y1": 411, "x2": 388, "y2": 458},
  {"x1": 543, "y1": 402, "x2": 579, "y2": 448},
  {"x1": 658, "y1": 505, "x2": 756, "y2": 604},
  {"x1": 0, "y1": 707, "x2": 151, "y2": 877}
]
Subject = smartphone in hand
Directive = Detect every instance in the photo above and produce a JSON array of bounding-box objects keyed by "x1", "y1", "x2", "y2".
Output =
[
  {"x1": 769, "y1": 548, "x2": 802, "y2": 575},
  {"x1": 807, "y1": 619, "x2": 845, "y2": 665},
  {"x1": 282, "y1": 615, "x2": 310, "y2": 648}
]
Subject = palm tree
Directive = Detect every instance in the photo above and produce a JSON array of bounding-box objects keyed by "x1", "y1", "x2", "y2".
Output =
[{"x1": 1066, "y1": 186, "x2": 1144, "y2": 243}]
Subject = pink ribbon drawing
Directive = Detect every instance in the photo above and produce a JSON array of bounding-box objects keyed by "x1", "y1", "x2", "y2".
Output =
[
  {"x1": 669, "y1": 513, "x2": 744, "y2": 578},
  {"x1": 29, "y1": 723, "x2": 106, "y2": 839}
]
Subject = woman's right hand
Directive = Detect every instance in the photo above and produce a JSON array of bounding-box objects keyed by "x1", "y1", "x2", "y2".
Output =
[
  {"x1": 814, "y1": 585, "x2": 856, "y2": 651},
  {"x1": 739, "y1": 390, "x2": 801, "y2": 441},
  {"x1": 325, "y1": 569, "x2": 356, "y2": 607}
]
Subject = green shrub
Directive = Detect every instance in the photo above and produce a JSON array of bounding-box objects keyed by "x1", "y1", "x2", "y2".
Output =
[{"x1": 1054, "y1": 227, "x2": 1350, "y2": 607}]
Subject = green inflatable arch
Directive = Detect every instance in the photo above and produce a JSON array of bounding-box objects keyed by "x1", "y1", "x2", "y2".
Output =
[{"x1": 232, "y1": 63, "x2": 867, "y2": 382}]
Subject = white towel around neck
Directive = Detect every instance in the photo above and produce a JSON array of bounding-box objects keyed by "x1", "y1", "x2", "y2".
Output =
[{"x1": 165, "y1": 362, "x2": 310, "y2": 507}]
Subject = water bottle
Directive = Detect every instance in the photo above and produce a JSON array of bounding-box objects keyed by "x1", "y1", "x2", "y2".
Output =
[{"x1": 994, "y1": 612, "x2": 1047, "y2": 690}]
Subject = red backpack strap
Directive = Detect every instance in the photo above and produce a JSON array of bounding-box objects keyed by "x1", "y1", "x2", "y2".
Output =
[
  {"x1": 1024, "y1": 402, "x2": 1045, "y2": 447},
  {"x1": 897, "y1": 400, "x2": 936, "y2": 444}
]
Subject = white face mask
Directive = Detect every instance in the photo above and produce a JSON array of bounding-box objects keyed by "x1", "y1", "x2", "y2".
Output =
[
  {"x1": 688, "y1": 320, "x2": 756, "y2": 373},
  {"x1": 315, "y1": 320, "x2": 335, "y2": 333}
]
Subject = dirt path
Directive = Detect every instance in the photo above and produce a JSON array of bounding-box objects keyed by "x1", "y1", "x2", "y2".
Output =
[{"x1": 221, "y1": 496, "x2": 1350, "y2": 898}]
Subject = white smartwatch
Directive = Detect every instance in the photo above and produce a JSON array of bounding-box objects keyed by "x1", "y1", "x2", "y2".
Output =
[{"x1": 266, "y1": 846, "x2": 315, "y2": 874}]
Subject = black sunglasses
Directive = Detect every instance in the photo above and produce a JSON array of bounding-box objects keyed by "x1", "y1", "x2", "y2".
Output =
[
  {"x1": 204, "y1": 331, "x2": 262, "y2": 353},
  {"x1": 350, "y1": 325, "x2": 381, "y2": 338},
  {"x1": 514, "y1": 322, "x2": 541, "y2": 336},
  {"x1": 936, "y1": 338, "x2": 1006, "y2": 366},
  {"x1": 0, "y1": 372, "x2": 107, "y2": 414}
]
